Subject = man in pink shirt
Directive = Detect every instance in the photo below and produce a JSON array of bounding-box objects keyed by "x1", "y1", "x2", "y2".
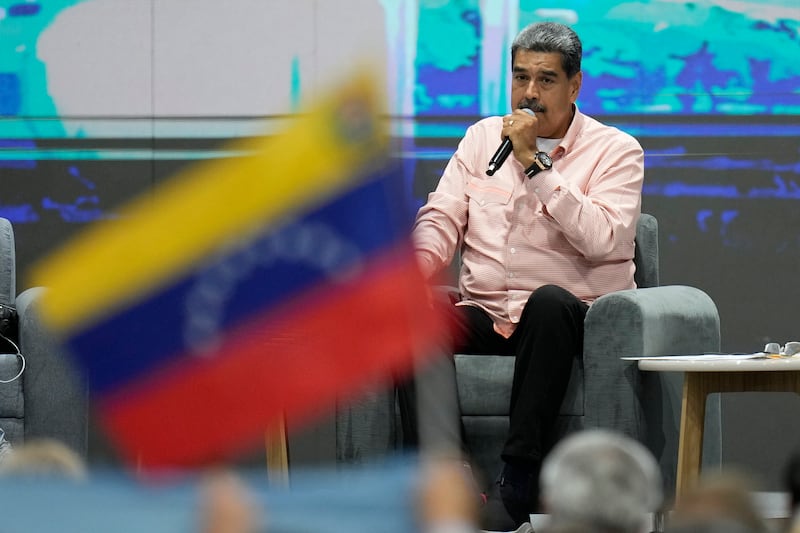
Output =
[{"x1": 411, "y1": 21, "x2": 644, "y2": 531}]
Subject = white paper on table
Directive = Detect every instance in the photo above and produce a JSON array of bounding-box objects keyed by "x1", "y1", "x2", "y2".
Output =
[{"x1": 620, "y1": 353, "x2": 770, "y2": 361}]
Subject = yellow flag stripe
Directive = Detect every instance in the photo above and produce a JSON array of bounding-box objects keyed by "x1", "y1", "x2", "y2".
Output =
[{"x1": 29, "y1": 74, "x2": 387, "y2": 333}]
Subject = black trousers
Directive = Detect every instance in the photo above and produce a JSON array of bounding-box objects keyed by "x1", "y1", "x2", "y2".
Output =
[{"x1": 399, "y1": 284, "x2": 588, "y2": 468}]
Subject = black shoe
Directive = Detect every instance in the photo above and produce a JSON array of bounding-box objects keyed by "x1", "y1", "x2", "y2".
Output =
[{"x1": 479, "y1": 473, "x2": 532, "y2": 531}]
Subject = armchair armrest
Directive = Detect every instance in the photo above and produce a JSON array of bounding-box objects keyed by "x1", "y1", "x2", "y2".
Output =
[
  {"x1": 16, "y1": 287, "x2": 88, "y2": 456},
  {"x1": 585, "y1": 285, "x2": 720, "y2": 359}
]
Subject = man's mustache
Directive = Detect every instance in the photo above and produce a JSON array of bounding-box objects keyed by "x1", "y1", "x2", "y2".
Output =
[{"x1": 518, "y1": 100, "x2": 546, "y2": 113}]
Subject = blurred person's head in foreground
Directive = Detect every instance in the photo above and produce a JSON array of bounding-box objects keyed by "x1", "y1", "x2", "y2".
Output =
[
  {"x1": 200, "y1": 470, "x2": 259, "y2": 533},
  {"x1": 666, "y1": 470, "x2": 767, "y2": 533},
  {"x1": 0, "y1": 438, "x2": 86, "y2": 480},
  {"x1": 539, "y1": 429, "x2": 662, "y2": 533}
]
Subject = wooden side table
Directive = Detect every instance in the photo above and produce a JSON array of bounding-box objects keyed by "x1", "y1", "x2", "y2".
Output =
[{"x1": 637, "y1": 356, "x2": 800, "y2": 500}]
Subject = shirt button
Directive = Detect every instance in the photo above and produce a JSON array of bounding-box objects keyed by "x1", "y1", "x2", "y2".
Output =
[
  {"x1": 508, "y1": 272, "x2": 514, "y2": 278},
  {"x1": 510, "y1": 247, "x2": 516, "y2": 254},
  {"x1": 511, "y1": 315, "x2": 518, "y2": 321},
  {"x1": 534, "y1": 187, "x2": 540, "y2": 193},
  {"x1": 480, "y1": 199, "x2": 486, "y2": 206}
]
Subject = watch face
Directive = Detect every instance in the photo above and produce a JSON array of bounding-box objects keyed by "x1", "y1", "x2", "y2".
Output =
[{"x1": 538, "y1": 152, "x2": 552, "y2": 167}]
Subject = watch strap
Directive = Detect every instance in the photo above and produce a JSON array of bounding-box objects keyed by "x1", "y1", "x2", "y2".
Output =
[{"x1": 524, "y1": 152, "x2": 551, "y2": 178}]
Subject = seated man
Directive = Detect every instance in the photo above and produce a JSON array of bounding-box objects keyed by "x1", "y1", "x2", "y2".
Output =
[{"x1": 410, "y1": 21, "x2": 644, "y2": 530}]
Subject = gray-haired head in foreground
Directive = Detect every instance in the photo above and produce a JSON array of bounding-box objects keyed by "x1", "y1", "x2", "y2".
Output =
[
  {"x1": 511, "y1": 22, "x2": 582, "y2": 78},
  {"x1": 540, "y1": 429, "x2": 662, "y2": 533}
]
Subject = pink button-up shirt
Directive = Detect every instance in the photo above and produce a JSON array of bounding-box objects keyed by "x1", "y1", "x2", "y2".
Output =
[{"x1": 412, "y1": 108, "x2": 644, "y2": 337}]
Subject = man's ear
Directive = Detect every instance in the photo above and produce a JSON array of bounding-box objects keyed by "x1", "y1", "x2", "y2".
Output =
[{"x1": 570, "y1": 71, "x2": 583, "y2": 103}]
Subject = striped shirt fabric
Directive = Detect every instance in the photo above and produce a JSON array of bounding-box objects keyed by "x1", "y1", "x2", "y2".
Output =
[{"x1": 413, "y1": 108, "x2": 644, "y2": 338}]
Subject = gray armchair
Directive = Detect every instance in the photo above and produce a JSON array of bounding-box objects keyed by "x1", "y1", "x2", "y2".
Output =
[
  {"x1": 0, "y1": 217, "x2": 88, "y2": 456},
  {"x1": 453, "y1": 214, "x2": 721, "y2": 494}
]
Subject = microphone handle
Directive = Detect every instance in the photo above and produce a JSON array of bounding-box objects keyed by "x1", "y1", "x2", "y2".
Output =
[{"x1": 486, "y1": 138, "x2": 512, "y2": 176}]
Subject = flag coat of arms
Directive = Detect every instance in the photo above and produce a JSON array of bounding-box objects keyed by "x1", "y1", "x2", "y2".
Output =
[{"x1": 29, "y1": 73, "x2": 445, "y2": 469}]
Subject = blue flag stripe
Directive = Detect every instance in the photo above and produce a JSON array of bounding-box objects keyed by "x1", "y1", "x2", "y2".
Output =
[{"x1": 68, "y1": 166, "x2": 411, "y2": 395}]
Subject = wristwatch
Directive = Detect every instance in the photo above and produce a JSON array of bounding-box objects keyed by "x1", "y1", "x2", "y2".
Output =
[{"x1": 524, "y1": 151, "x2": 552, "y2": 178}]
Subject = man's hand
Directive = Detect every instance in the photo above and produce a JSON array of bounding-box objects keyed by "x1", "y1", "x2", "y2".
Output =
[{"x1": 501, "y1": 109, "x2": 539, "y2": 170}]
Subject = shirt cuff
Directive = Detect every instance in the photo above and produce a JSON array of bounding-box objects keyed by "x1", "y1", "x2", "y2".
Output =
[
  {"x1": 532, "y1": 168, "x2": 563, "y2": 205},
  {"x1": 415, "y1": 250, "x2": 439, "y2": 280}
]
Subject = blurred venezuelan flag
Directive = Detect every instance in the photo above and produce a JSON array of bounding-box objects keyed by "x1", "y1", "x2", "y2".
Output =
[{"x1": 28, "y1": 71, "x2": 444, "y2": 470}]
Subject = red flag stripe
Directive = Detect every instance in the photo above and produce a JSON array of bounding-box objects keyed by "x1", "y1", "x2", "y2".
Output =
[{"x1": 98, "y1": 246, "x2": 445, "y2": 469}]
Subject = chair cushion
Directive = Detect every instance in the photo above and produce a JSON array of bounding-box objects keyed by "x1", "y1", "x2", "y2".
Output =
[
  {"x1": 454, "y1": 353, "x2": 584, "y2": 416},
  {"x1": 336, "y1": 387, "x2": 399, "y2": 463}
]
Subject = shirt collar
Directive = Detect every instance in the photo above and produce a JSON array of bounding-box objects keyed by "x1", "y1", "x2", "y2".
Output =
[{"x1": 552, "y1": 104, "x2": 584, "y2": 158}]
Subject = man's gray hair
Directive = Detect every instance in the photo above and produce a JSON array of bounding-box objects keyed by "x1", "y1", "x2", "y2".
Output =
[
  {"x1": 511, "y1": 22, "x2": 582, "y2": 78},
  {"x1": 540, "y1": 429, "x2": 663, "y2": 533}
]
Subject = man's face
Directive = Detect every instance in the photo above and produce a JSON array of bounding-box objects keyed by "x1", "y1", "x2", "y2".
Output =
[{"x1": 511, "y1": 49, "x2": 582, "y2": 138}]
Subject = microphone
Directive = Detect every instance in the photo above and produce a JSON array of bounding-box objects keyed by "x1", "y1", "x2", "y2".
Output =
[{"x1": 486, "y1": 108, "x2": 534, "y2": 176}]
